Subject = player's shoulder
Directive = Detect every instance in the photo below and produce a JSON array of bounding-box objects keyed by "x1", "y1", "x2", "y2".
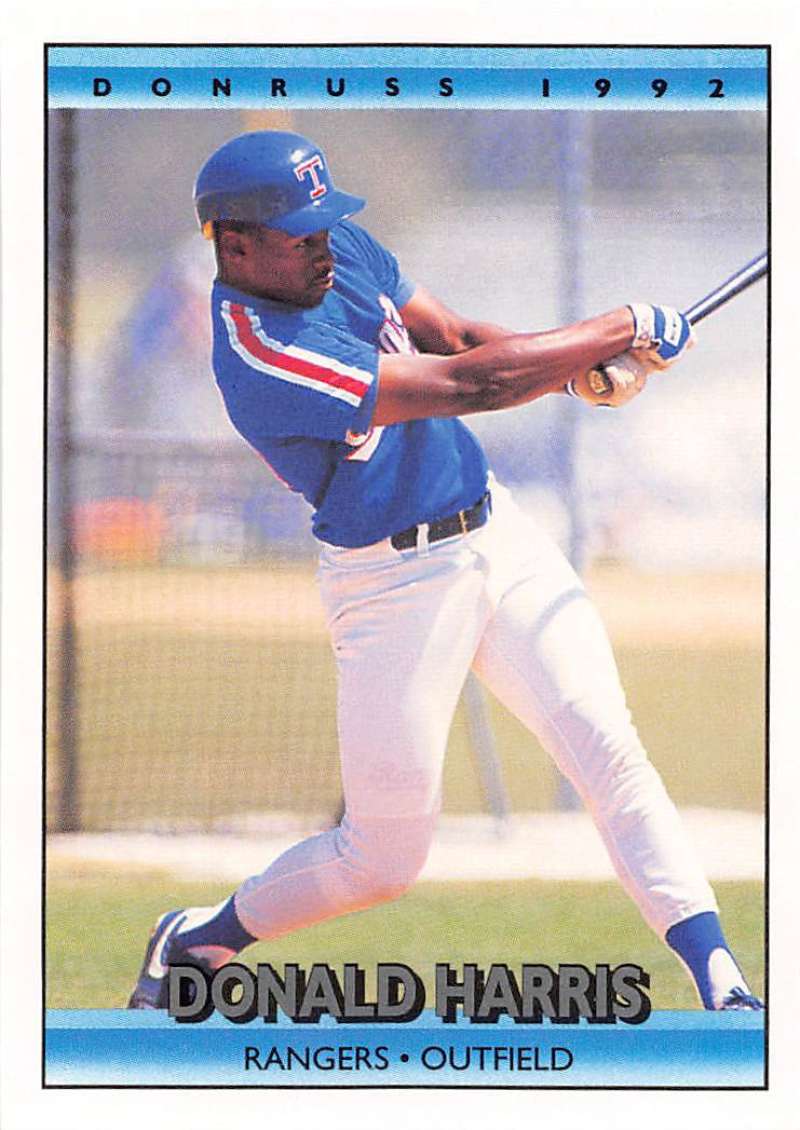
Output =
[
  {"x1": 332, "y1": 219, "x2": 393, "y2": 263},
  {"x1": 332, "y1": 218, "x2": 373, "y2": 249},
  {"x1": 332, "y1": 220, "x2": 404, "y2": 301}
]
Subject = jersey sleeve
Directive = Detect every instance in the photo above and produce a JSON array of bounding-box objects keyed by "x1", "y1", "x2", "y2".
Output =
[
  {"x1": 214, "y1": 297, "x2": 378, "y2": 443},
  {"x1": 393, "y1": 272, "x2": 416, "y2": 310}
]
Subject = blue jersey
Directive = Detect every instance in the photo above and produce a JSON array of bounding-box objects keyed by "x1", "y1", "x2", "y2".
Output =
[{"x1": 212, "y1": 221, "x2": 488, "y2": 547}]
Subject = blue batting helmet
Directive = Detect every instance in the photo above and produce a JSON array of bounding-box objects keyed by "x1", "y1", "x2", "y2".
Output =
[{"x1": 194, "y1": 131, "x2": 365, "y2": 239}]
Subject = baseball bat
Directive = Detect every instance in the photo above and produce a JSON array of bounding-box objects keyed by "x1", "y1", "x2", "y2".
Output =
[
  {"x1": 682, "y1": 250, "x2": 767, "y2": 326},
  {"x1": 586, "y1": 250, "x2": 768, "y2": 396}
]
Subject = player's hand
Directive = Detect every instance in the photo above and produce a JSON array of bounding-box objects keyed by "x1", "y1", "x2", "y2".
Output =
[
  {"x1": 565, "y1": 350, "x2": 650, "y2": 408},
  {"x1": 628, "y1": 303, "x2": 695, "y2": 367}
]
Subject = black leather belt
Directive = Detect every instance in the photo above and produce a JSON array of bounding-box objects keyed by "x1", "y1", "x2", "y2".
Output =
[{"x1": 390, "y1": 491, "x2": 492, "y2": 551}]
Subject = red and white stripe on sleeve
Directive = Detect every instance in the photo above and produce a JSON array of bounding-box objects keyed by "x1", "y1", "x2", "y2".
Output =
[{"x1": 220, "y1": 300, "x2": 374, "y2": 408}]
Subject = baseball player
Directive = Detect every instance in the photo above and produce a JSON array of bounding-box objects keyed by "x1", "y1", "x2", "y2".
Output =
[{"x1": 129, "y1": 130, "x2": 762, "y2": 1012}]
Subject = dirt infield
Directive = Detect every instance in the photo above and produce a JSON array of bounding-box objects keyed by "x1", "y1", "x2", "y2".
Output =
[
  {"x1": 48, "y1": 563, "x2": 764, "y2": 648},
  {"x1": 585, "y1": 567, "x2": 764, "y2": 648},
  {"x1": 48, "y1": 807, "x2": 764, "y2": 883}
]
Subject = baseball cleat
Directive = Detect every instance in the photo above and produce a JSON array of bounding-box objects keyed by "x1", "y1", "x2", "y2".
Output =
[
  {"x1": 127, "y1": 909, "x2": 208, "y2": 1009},
  {"x1": 719, "y1": 986, "x2": 765, "y2": 1011}
]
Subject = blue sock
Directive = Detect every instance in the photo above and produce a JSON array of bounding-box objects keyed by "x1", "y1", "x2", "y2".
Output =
[
  {"x1": 665, "y1": 911, "x2": 741, "y2": 1009},
  {"x1": 174, "y1": 896, "x2": 256, "y2": 955}
]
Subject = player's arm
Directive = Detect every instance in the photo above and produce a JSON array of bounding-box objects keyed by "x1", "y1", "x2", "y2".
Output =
[
  {"x1": 399, "y1": 285, "x2": 515, "y2": 353},
  {"x1": 374, "y1": 306, "x2": 636, "y2": 425}
]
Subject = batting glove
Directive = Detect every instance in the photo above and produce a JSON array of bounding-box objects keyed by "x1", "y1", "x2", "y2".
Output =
[
  {"x1": 628, "y1": 303, "x2": 695, "y2": 367},
  {"x1": 565, "y1": 350, "x2": 649, "y2": 408}
]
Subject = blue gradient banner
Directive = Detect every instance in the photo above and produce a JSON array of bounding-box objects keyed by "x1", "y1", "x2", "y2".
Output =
[
  {"x1": 45, "y1": 1009, "x2": 765, "y2": 1087},
  {"x1": 46, "y1": 47, "x2": 767, "y2": 110},
  {"x1": 47, "y1": 47, "x2": 768, "y2": 69}
]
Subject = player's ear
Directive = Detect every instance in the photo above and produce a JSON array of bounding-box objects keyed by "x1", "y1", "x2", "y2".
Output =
[{"x1": 217, "y1": 227, "x2": 252, "y2": 261}]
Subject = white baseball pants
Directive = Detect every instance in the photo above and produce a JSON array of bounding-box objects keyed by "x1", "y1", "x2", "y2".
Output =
[{"x1": 234, "y1": 481, "x2": 717, "y2": 941}]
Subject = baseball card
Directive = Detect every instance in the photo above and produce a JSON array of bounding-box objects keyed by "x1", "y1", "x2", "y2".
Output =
[{"x1": 2, "y1": 8, "x2": 797, "y2": 1128}]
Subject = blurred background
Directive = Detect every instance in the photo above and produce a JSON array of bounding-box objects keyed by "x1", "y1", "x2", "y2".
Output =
[{"x1": 47, "y1": 107, "x2": 766, "y2": 835}]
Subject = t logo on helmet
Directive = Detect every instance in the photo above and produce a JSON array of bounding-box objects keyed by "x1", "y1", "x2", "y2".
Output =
[{"x1": 294, "y1": 155, "x2": 327, "y2": 201}]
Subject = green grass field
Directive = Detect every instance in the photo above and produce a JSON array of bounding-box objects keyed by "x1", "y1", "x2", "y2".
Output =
[
  {"x1": 46, "y1": 862, "x2": 764, "y2": 1011},
  {"x1": 48, "y1": 634, "x2": 764, "y2": 828},
  {"x1": 46, "y1": 565, "x2": 765, "y2": 829}
]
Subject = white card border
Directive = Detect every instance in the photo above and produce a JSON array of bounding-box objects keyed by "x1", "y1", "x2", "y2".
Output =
[{"x1": 3, "y1": 4, "x2": 798, "y2": 1128}]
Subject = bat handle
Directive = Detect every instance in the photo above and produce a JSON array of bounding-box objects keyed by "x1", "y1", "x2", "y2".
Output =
[
  {"x1": 571, "y1": 249, "x2": 768, "y2": 398},
  {"x1": 683, "y1": 250, "x2": 768, "y2": 325}
]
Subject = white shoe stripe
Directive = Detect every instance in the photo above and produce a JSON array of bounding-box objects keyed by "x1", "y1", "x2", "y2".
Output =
[{"x1": 146, "y1": 914, "x2": 186, "y2": 979}]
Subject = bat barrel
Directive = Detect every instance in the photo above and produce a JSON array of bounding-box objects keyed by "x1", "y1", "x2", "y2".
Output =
[{"x1": 684, "y1": 250, "x2": 768, "y2": 325}]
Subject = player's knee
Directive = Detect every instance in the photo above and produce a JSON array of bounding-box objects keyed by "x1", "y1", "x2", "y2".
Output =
[
  {"x1": 361, "y1": 870, "x2": 418, "y2": 905},
  {"x1": 337, "y1": 814, "x2": 434, "y2": 903},
  {"x1": 359, "y1": 834, "x2": 431, "y2": 903},
  {"x1": 378, "y1": 843, "x2": 430, "y2": 899}
]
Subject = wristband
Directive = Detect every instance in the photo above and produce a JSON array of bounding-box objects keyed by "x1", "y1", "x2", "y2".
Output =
[{"x1": 628, "y1": 303, "x2": 658, "y2": 349}]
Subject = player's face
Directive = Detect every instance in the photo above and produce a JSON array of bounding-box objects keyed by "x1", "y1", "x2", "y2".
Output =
[{"x1": 233, "y1": 227, "x2": 335, "y2": 308}]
